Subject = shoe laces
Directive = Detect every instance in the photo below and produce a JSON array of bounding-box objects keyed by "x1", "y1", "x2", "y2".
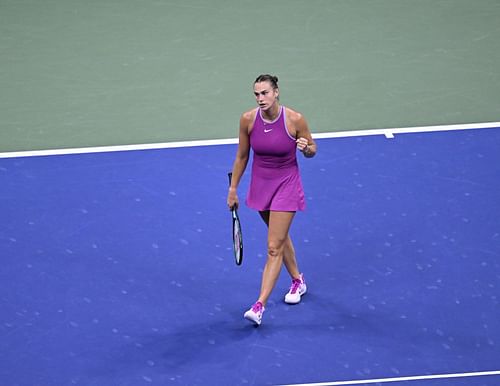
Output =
[
  {"x1": 252, "y1": 302, "x2": 263, "y2": 313},
  {"x1": 289, "y1": 278, "x2": 302, "y2": 294}
]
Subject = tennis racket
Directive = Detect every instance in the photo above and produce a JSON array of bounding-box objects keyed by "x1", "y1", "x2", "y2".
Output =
[{"x1": 228, "y1": 172, "x2": 243, "y2": 265}]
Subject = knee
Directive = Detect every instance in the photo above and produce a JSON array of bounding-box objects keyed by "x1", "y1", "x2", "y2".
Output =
[{"x1": 267, "y1": 241, "x2": 284, "y2": 261}]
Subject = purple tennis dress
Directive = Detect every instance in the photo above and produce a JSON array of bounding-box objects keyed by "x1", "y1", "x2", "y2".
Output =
[{"x1": 246, "y1": 106, "x2": 306, "y2": 212}]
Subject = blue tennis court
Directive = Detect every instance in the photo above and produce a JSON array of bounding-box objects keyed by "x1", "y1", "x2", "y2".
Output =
[{"x1": 1, "y1": 126, "x2": 499, "y2": 385}]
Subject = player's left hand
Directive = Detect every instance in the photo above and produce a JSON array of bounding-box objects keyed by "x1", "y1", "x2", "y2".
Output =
[{"x1": 296, "y1": 137, "x2": 309, "y2": 152}]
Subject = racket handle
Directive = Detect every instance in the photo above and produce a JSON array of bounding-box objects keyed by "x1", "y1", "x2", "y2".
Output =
[{"x1": 228, "y1": 172, "x2": 237, "y2": 210}]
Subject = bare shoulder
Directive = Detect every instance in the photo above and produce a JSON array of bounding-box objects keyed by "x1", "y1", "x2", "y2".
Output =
[
  {"x1": 239, "y1": 107, "x2": 258, "y2": 135},
  {"x1": 285, "y1": 106, "x2": 306, "y2": 123},
  {"x1": 241, "y1": 107, "x2": 258, "y2": 122},
  {"x1": 285, "y1": 106, "x2": 309, "y2": 136}
]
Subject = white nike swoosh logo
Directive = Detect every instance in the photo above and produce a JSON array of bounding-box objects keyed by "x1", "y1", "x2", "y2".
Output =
[{"x1": 264, "y1": 129, "x2": 273, "y2": 133}]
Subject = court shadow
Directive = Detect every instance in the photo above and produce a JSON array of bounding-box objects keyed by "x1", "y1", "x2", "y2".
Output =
[{"x1": 113, "y1": 311, "x2": 268, "y2": 373}]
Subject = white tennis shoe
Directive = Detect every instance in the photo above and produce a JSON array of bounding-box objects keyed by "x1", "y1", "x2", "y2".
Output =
[
  {"x1": 244, "y1": 301, "x2": 265, "y2": 326},
  {"x1": 284, "y1": 273, "x2": 307, "y2": 304}
]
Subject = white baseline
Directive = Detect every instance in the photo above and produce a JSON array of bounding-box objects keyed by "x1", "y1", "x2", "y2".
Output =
[
  {"x1": 277, "y1": 369, "x2": 500, "y2": 386},
  {"x1": 0, "y1": 121, "x2": 499, "y2": 159}
]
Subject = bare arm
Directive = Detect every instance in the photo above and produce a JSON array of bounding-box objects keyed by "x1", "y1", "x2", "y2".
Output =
[
  {"x1": 227, "y1": 110, "x2": 254, "y2": 208},
  {"x1": 289, "y1": 109, "x2": 317, "y2": 158}
]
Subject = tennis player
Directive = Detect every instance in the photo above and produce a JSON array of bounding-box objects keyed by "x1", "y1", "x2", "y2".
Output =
[{"x1": 227, "y1": 74, "x2": 317, "y2": 326}]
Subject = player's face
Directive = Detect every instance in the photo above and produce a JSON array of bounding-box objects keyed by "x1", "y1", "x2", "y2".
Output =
[{"x1": 253, "y1": 82, "x2": 279, "y2": 110}]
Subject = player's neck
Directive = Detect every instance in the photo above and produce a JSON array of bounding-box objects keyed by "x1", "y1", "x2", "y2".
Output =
[{"x1": 261, "y1": 103, "x2": 280, "y2": 121}]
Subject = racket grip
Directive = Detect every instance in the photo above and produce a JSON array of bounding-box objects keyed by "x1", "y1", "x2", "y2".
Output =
[{"x1": 228, "y1": 172, "x2": 237, "y2": 210}]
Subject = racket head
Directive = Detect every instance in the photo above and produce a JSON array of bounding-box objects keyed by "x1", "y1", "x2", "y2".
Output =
[{"x1": 232, "y1": 208, "x2": 243, "y2": 265}]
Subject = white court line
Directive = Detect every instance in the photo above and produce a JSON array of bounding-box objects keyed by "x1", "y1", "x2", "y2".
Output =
[
  {"x1": 0, "y1": 138, "x2": 239, "y2": 159},
  {"x1": 310, "y1": 121, "x2": 500, "y2": 140},
  {"x1": 0, "y1": 121, "x2": 499, "y2": 159},
  {"x1": 277, "y1": 370, "x2": 500, "y2": 386}
]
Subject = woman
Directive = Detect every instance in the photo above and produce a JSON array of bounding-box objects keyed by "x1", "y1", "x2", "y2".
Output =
[{"x1": 227, "y1": 74, "x2": 317, "y2": 326}]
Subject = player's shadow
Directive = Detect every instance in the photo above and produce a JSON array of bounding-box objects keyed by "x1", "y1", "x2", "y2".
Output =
[{"x1": 113, "y1": 311, "x2": 266, "y2": 372}]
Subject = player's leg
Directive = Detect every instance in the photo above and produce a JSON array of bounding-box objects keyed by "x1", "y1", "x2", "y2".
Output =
[
  {"x1": 258, "y1": 211, "x2": 307, "y2": 304},
  {"x1": 259, "y1": 211, "x2": 301, "y2": 279},
  {"x1": 257, "y1": 210, "x2": 295, "y2": 306},
  {"x1": 280, "y1": 232, "x2": 307, "y2": 304},
  {"x1": 244, "y1": 210, "x2": 298, "y2": 325},
  {"x1": 282, "y1": 236, "x2": 301, "y2": 279}
]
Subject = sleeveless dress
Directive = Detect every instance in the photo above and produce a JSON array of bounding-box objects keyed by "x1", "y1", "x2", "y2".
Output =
[{"x1": 246, "y1": 106, "x2": 306, "y2": 212}]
